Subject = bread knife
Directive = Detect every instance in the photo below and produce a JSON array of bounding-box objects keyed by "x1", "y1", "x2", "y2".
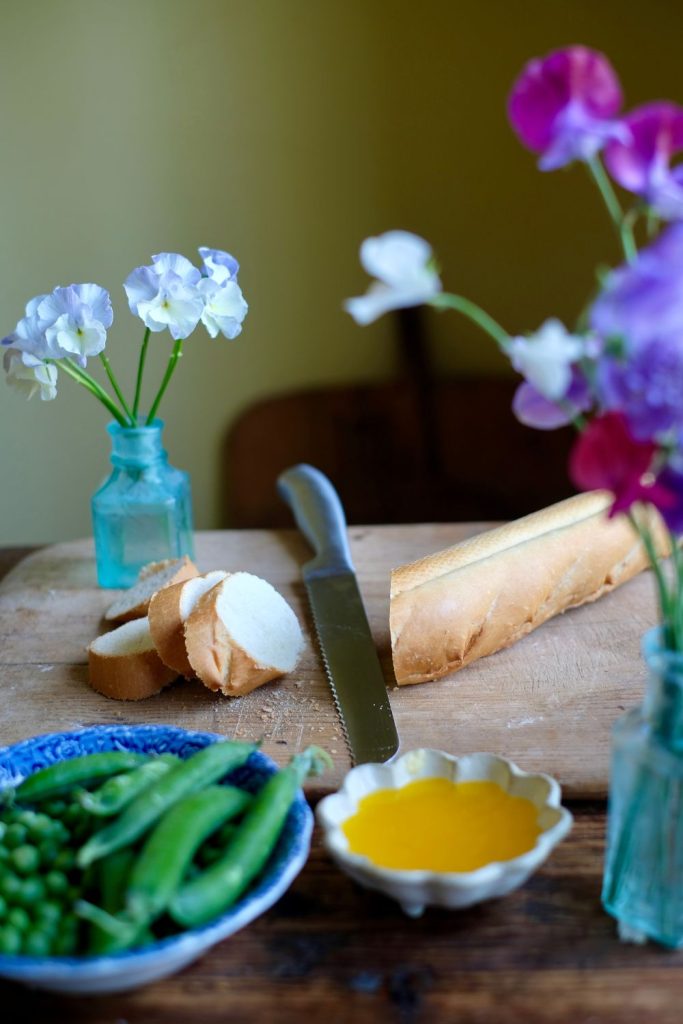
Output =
[{"x1": 277, "y1": 464, "x2": 399, "y2": 765}]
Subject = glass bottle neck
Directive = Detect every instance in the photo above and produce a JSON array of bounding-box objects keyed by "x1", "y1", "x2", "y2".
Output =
[
  {"x1": 107, "y1": 419, "x2": 168, "y2": 470},
  {"x1": 642, "y1": 627, "x2": 683, "y2": 748}
]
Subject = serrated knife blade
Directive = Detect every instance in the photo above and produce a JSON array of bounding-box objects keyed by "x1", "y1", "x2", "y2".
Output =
[{"x1": 278, "y1": 464, "x2": 399, "y2": 764}]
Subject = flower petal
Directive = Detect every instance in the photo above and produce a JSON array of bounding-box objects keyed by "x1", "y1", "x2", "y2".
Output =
[
  {"x1": 604, "y1": 101, "x2": 683, "y2": 200},
  {"x1": 569, "y1": 411, "x2": 656, "y2": 514},
  {"x1": 590, "y1": 222, "x2": 683, "y2": 353},
  {"x1": 508, "y1": 45, "x2": 622, "y2": 169},
  {"x1": 151, "y1": 252, "x2": 201, "y2": 285},
  {"x1": 3, "y1": 348, "x2": 57, "y2": 401},
  {"x1": 360, "y1": 231, "x2": 436, "y2": 289},
  {"x1": 509, "y1": 318, "x2": 584, "y2": 400},
  {"x1": 198, "y1": 247, "x2": 240, "y2": 284}
]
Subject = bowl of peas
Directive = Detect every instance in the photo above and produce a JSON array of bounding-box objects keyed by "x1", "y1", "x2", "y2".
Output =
[{"x1": 0, "y1": 724, "x2": 325, "y2": 994}]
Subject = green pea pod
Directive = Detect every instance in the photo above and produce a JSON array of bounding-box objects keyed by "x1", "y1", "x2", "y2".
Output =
[
  {"x1": 77, "y1": 741, "x2": 256, "y2": 868},
  {"x1": 88, "y1": 848, "x2": 137, "y2": 955},
  {"x1": 101, "y1": 847, "x2": 137, "y2": 914},
  {"x1": 75, "y1": 900, "x2": 140, "y2": 956},
  {"x1": 170, "y1": 746, "x2": 331, "y2": 929},
  {"x1": 125, "y1": 784, "x2": 252, "y2": 925},
  {"x1": 79, "y1": 755, "x2": 179, "y2": 817},
  {"x1": 15, "y1": 752, "x2": 150, "y2": 804}
]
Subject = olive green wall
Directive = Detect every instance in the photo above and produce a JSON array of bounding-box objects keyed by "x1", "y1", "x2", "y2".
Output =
[{"x1": 1, "y1": 0, "x2": 682, "y2": 542}]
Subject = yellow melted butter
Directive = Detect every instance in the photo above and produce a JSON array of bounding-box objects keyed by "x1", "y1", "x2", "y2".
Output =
[{"x1": 342, "y1": 778, "x2": 542, "y2": 872}]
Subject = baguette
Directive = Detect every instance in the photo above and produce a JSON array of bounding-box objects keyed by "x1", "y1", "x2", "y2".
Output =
[
  {"x1": 104, "y1": 556, "x2": 199, "y2": 624},
  {"x1": 148, "y1": 570, "x2": 228, "y2": 678},
  {"x1": 88, "y1": 617, "x2": 178, "y2": 700},
  {"x1": 390, "y1": 491, "x2": 670, "y2": 686},
  {"x1": 184, "y1": 572, "x2": 304, "y2": 697}
]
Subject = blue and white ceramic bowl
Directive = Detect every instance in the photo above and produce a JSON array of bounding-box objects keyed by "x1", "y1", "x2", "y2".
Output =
[{"x1": 0, "y1": 724, "x2": 313, "y2": 994}]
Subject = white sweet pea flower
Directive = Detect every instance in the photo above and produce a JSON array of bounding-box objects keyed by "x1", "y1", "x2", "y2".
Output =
[
  {"x1": 124, "y1": 253, "x2": 204, "y2": 340},
  {"x1": 39, "y1": 284, "x2": 113, "y2": 366},
  {"x1": 198, "y1": 278, "x2": 248, "y2": 339},
  {"x1": 509, "y1": 319, "x2": 585, "y2": 401},
  {"x1": 4, "y1": 297, "x2": 51, "y2": 360},
  {"x1": 198, "y1": 246, "x2": 240, "y2": 285},
  {"x1": 3, "y1": 348, "x2": 57, "y2": 400},
  {"x1": 344, "y1": 231, "x2": 442, "y2": 325},
  {"x1": 4, "y1": 285, "x2": 112, "y2": 367}
]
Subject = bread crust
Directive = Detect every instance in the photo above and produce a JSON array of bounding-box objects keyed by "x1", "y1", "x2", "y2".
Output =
[
  {"x1": 104, "y1": 556, "x2": 199, "y2": 624},
  {"x1": 184, "y1": 584, "x2": 290, "y2": 697},
  {"x1": 390, "y1": 493, "x2": 670, "y2": 686},
  {"x1": 148, "y1": 580, "x2": 194, "y2": 678},
  {"x1": 88, "y1": 645, "x2": 177, "y2": 701}
]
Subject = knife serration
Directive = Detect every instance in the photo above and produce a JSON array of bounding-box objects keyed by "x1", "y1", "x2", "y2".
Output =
[{"x1": 304, "y1": 572, "x2": 399, "y2": 765}]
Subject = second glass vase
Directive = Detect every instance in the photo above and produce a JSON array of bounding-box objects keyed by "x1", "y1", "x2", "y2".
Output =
[{"x1": 602, "y1": 626, "x2": 683, "y2": 948}]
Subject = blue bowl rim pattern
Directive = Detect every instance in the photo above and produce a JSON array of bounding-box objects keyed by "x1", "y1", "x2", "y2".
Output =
[{"x1": 0, "y1": 724, "x2": 313, "y2": 980}]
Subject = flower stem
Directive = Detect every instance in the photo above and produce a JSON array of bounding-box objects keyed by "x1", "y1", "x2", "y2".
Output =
[
  {"x1": 132, "y1": 327, "x2": 151, "y2": 422},
  {"x1": 57, "y1": 360, "x2": 128, "y2": 426},
  {"x1": 628, "y1": 508, "x2": 677, "y2": 649},
  {"x1": 99, "y1": 353, "x2": 134, "y2": 425},
  {"x1": 145, "y1": 338, "x2": 183, "y2": 425},
  {"x1": 587, "y1": 155, "x2": 637, "y2": 264},
  {"x1": 667, "y1": 526, "x2": 683, "y2": 650},
  {"x1": 430, "y1": 293, "x2": 510, "y2": 352}
]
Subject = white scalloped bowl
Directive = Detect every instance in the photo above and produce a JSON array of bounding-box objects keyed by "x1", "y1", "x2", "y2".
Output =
[{"x1": 316, "y1": 749, "x2": 572, "y2": 917}]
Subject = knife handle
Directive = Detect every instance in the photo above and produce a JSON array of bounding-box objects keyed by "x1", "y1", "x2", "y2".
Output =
[{"x1": 277, "y1": 464, "x2": 354, "y2": 577}]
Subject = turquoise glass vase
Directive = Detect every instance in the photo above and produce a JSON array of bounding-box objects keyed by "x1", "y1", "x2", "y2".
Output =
[
  {"x1": 602, "y1": 626, "x2": 683, "y2": 947},
  {"x1": 91, "y1": 420, "x2": 194, "y2": 588}
]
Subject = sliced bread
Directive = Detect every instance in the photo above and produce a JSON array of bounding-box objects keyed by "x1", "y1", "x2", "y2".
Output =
[
  {"x1": 104, "y1": 556, "x2": 199, "y2": 624},
  {"x1": 88, "y1": 617, "x2": 178, "y2": 700},
  {"x1": 148, "y1": 570, "x2": 228, "y2": 678},
  {"x1": 184, "y1": 572, "x2": 304, "y2": 696}
]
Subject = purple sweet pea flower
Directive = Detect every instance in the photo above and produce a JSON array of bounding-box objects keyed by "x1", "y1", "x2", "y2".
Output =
[
  {"x1": 508, "y1": 45, "x2": 627, "y2": 170},
  {"x1": 512, "y1": 369, "x2": 592, "y2": 429},
  {"x1": 604, "y1": 102, "x2": 683, "y2": 219},
  {"x1": 597, "y1": 335, "x2": 683, "y2": 442},
  {"x1": 198, "y1": 247, "x2": 240, "y2": 284},
  {"x1": 590, "y1": 222, "x2": 683, "y2": 347},
  {"x1": 124, "y1": 253, "x2": 204, "y2": 340},
  {"x1": 654, "y1": 466, "x2": 683, "y2": 535}
]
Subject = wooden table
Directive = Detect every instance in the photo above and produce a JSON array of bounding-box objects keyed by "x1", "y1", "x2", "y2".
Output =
[{"x1": 1, "y1": 542, "x2": 683, "y2": 1023}]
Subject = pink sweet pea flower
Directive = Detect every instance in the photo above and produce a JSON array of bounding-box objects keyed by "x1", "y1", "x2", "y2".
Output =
[
  {"x1": 508, "y1": 45, "x2": 626, "y2": 170},
  {"x1": 604, "y1": 102, "x2": 683, "y2": 219},
  {"x1": 569, "y1": 411, "x2": 671, "y2": 516}
]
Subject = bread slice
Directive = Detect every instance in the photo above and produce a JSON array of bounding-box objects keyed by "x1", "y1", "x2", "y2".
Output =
[
  {"x1": 148, "y1": 570, "x2": 228, "y2": 678},
  {"x1": 390, "y1": 491, "x2": 670, "y2": 685},
  {"x1": 184, "y1": 572, "x2": 304, "y2": 696},
  {"x1": 88, "y1": 617, "x2": 178, "y2": 700},
  {"x1": 104, "y1": 556, "x2": 199, "y2": 624}
]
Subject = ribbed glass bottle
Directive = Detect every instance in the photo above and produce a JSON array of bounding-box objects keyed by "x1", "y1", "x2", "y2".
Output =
[
  {"x1": 602, "y1": 626, "x2": 683, "y2": 947},
  {"x1": 91, "y1": 420, "x2": 194, "y2": 588}
]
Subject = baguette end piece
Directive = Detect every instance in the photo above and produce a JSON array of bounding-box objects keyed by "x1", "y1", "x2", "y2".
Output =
[
  {"x1": 104, "y1": 556, "x2": 199, "y2": 624},
  {"x1": 88, "y1": 617, "x2": 178, "y2": 701}
]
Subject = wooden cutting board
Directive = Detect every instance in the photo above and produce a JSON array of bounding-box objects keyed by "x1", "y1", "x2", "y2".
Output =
[{"x1": 0, "y1": 527, "x2": 658, "y2": 798}]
